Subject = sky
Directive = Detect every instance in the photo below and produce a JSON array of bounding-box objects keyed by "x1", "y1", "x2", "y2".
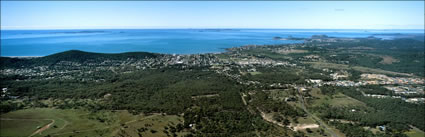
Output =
[{"x1": 1, "y1": 1, "x2": 424, "y2": 30}]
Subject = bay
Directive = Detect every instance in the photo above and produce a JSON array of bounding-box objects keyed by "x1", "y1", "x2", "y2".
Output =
[{"x1": 1, "y1": 29, "x2": 423, "y2": 56}]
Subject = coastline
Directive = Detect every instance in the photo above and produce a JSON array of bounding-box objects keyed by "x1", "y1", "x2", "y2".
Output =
[{"x1": 1, "y1": 30, "x2": 422, "y2": 57}]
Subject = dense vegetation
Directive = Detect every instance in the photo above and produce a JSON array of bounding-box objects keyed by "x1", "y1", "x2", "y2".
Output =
[
  {"x1": 1, "y1": 67, "x2": 245, "y2": 114},
  {"x1": 313, "y1": 86, "x2": 425, "y2": 132},
  {"x1": 318, "y1": 38, "x2": 424, "y2": 76}
]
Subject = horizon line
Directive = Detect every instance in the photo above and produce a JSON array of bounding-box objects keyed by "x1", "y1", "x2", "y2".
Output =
[{"x1": 1, "y1": 28, "x2": 425, "y2": 31}]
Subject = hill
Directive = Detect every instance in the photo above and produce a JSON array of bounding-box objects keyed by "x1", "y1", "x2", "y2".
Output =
[{"x1": 1, "y1": 50, "x2": 159, "y2": 68}]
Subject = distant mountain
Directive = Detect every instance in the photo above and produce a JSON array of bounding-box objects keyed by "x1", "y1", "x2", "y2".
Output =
[
  {"x1": 408, "y1": 34, "x2": 425, "y2": 42},
  {"x1": 372, "y1": 33, "x2": 403, "y2": 36},
  {"x1": 311, "y1": 34, "x2": 331, "y2": 39},
  {"x1": 1, "y1": 50, "x2": 159, "y2": 68},
  {"x1": 39, "y1": 50, "x2": 158, "y2": 63}
]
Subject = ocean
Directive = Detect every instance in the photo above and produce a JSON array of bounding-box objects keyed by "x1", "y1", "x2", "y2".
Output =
[{"x1": 1, "y1": 29, "x2": 423, "y2": 56}]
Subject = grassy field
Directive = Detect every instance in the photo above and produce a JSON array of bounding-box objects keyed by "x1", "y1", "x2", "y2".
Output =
[
  {"x1": 0, "y1": 108, "x2": 186, "y2": 137},
  {"x1": 405, "y1": 126, "x2": 425, "y2": 137},
  {"x1": 296, "y1": 116, "x2": 316, "y2": 125},
  {"x1": 309, "y1": 88, "x2": 366, "y2": 108},
  {"x1": 363, "y1": 126, "x2": 383, "y2": 135},
  {"x1": 249, "y1": 71, "x2": 263, "y2": 75},
  {"x1": 0, "y1": 119, "x2": 51, "y2": 137},
  {"x1": 116, "y1": 114, "x2": 186, "y2": 137},
  {"x1": 268, "y1": 89, "x2": 295, "y2": 101},
  {"x1": 0, "y1": 108, "x2": 112, "y2": 137},
  {"x1": 304, "y1": 61, "x2": 412, "y2": 77}
]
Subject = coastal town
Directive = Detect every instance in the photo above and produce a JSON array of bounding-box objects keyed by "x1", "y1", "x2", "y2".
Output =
[
  {"x1": 1, "y1": 1, "x2": 424, "y2": 137},
  {"x1": 1, "y1": 36, "x2": 424, "y2": 137},
  {"x1": 2, "y1": 38, "x2": 424, "y2": 105}
]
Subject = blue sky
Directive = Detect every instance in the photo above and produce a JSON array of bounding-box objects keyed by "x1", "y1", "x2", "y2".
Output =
[{"x1": 1, "y1": 1, "x2": 424, "y2": 30}]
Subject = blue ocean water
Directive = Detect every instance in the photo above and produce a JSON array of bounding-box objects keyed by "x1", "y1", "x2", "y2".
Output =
[{"x1": 1, "y1": 29, "x2": 423, "y2": 56}]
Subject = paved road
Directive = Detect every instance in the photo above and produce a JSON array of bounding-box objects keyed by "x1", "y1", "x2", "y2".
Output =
[{"x1": 297, "y1": 87, "x2": 340, "y2": 137}]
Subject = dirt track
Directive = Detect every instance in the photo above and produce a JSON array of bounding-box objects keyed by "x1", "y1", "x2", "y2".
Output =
[
  {"x1": 0, "y1": 118, "x2": 55, "y2": 137},
  {"x1": 29, "y1": 119, "x2": 55, "y2": 137},
  {"x1": 293, "y1": 124, "x2": 319, "y2": 131},
  {"x1": 257, "y1": 110, "x2": 319, "y2": 131}
]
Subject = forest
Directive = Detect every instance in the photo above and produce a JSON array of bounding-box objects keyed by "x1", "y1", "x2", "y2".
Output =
[{"x1": 312, "y1": 86, "x2": 425, "y2": 133}]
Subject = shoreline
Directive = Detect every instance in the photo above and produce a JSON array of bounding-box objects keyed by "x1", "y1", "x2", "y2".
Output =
[
  {"x1": 1, "y1": 32, "x2": 422, "y2": 58},
  {"x1": 2, "y1": 28, "x2": 424, "y2": 31}
]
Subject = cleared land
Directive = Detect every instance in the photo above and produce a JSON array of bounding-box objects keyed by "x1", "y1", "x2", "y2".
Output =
[
  {"x1": 405, "y1": 126, "x2": 425, "y2": 137},
  {"x1": 249, "y1": 71, "x2": 263, "y2": 75},
  {"x1": 191, "y1": 94, "x2": 219, "y2": 99},
  {"x1": 304, "y1": 61, "x2": 412, "y2": 76},
  {"x1": 0, "y1": 108, "x2": 185, "y2": 137},
  {"x1": 0, "y1": 108, "x2": 109, "y2": 137},
  {"x1": 275, "y1": 49, "x2": 308, "y2": 54},
  {"x1": 378, "y1": 55, "x2": 399, "y2": 65},
  {"x1": 116, "y1": 114, "x2": 186, "y2": 137},
  {"x1": 309, "y1": 88, "x2": 367, "y2": 107},
  {"x1": 0, "y1": 118, "x2": 51, "y2": 137}
]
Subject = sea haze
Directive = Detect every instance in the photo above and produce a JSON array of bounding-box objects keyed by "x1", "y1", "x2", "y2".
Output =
[{"x1": 1, "y1": 29, "x2": 423, "y2": 56}]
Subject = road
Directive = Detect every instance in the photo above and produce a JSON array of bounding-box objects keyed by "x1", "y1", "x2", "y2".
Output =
[
  {"x1": 29, "y1": 119, "x2": 55, "y2": 137},
  {"x1": 297, "y1": 87, "x2": 340, "y2": 137},
  {"x1": 1, "y1": 118, "x2": 55, "y2": 137}
]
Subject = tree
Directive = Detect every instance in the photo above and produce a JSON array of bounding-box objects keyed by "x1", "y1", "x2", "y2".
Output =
[{"x1": 306, "y1": 128, "x2": 313, "y2": 133}]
